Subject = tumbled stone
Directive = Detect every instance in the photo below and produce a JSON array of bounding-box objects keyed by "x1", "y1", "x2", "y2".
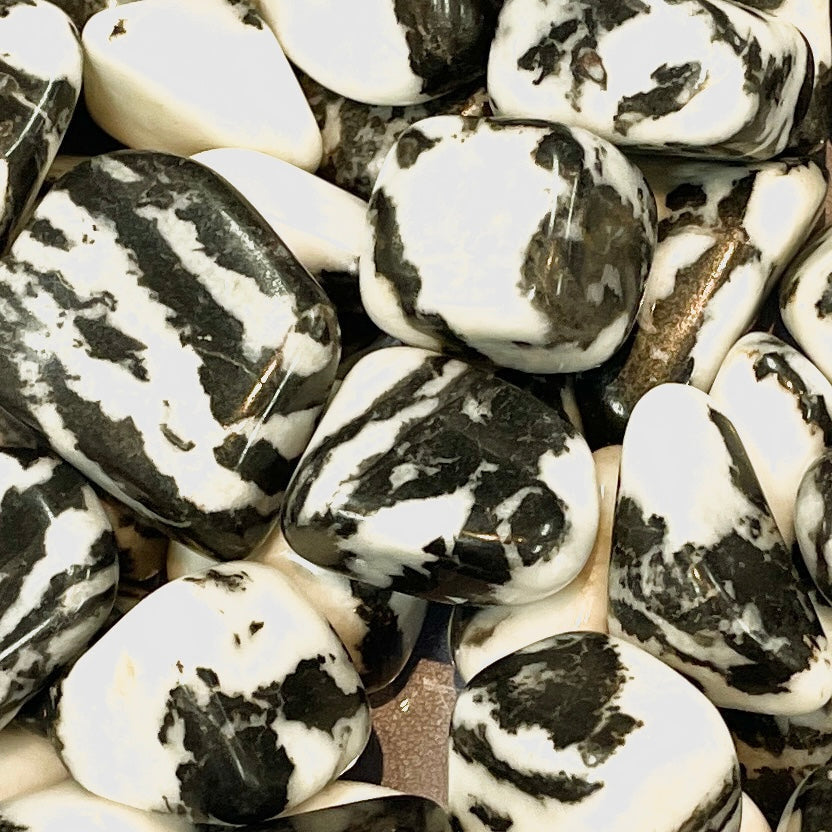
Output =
[
  {"x1": 449, "y1": 445, "x2": 618, "y2": 683},
  {"x1": 360, "y1": 117, "x2": 656, "y2": 373},
  {"x1": 609, "y1": 383, "x2": 832, "y2": 714},
  {"x1": 795, "y1": 451, "x2": 832, "y2": 605},
  {"x1": 0, "y1": 725, "x2": 68, "y2": 802},
  {"x1": 710, "y1": 333, "x2": 832, "y2": 546},
  {"x1": 448, "y1": 632, "x2": 741, "y2": 832},
  {"x1": 777, "y1": 763, "x2": 832, "y2": 831},
  {"x1": 82, "y1": 0, "x2": 321, "y2": 169},
  {"x1": 282, "y1": 346, "x2": 599, "y2": 605},
  {"x1": 576, "y1": 157, "x2": 826, "y2": 447},
  {"x1": 488, "y1": 0, "x2": 812, "y2": 160},
  {"x1": 0, "y1": 0, "x2": 81, "y2": 251},
  {"x1": 51, "y1": 562, "x2": 370, "y2": 824},
  {"x1": 258, "y1": 0, "x2": 496, "y2": 105},
  {"x1": 0, "y1": 448, "x2": 118, "y2": 730},
  {"x1": 0, "y1": 151, "x2": 339, "y2": 559}
]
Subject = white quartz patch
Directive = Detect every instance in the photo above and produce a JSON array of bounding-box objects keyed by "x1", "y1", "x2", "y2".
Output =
[{"x1": 82, "y1": 0, "x2": 322, "y2": 169}]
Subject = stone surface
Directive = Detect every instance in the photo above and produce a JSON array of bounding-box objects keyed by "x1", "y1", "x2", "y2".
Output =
[
  {"x1": 448, "y1": 631, "x2": 741, "y2": 832},
  {"x1": 576, "y1": 157, "x2": 826, "y2": 447},
  {"x1": 0, "y1": 447, "x2": 118, "y2": 730},
  {"x1": 260, "y1": 0, "x2": 496, "y2": 105},
  {"x1": 0, "y1": 780, "x2": 195, "y2": 831},
  {"x1": 0, "y1": 0, "x2": 81, "y2": 251},
  {"x1": 743, "y1": 793, "x2": 773, "y2": 832},
  {"x1": 710, "y1": 333, "x2": 832, "y2": 546},
  {"x1": 51, "y1": 0, "x2": 121, "y2": 29},
  {"x1": 449, "y1": 444, "x2": 618, "y2": 683},
  {"x1": 192, "y1": 148, "x2": 380, "y2": 360},
  {"x1": 776, "y1": 764, "x2": 832, "y2": 831},
  {"x1": 282, "y1": 346, "x2": 599, "y2": 605},
  {"x1": 724, "y1": 701, "x2": 832, "y2": 827},
  {"x1": 299, "y1": 73, "x2": 490, "y2": 201},
  {"x1": 280, "y1": 782, "x2": 401, "y2": 817},
  {"x1": 0, "y1": 151, "x2": 339, "y2": 560},
  {"x1": 0, "y1": 725, "x2": 67, "y2": 802},
  {"x1": 780, "y1": 226, "x2": 832, "y2": 385},
  {"x1": 609, "y1": 383, "x2": 832, "y2": 714},
  {"x1": 360, "y1": 117, "x2": 656, "y2": 373},
  {"x1": 795, "y1": 451, "x2": 832, "y2": 605},
  {"x1": 488, "y1": 0, "x2": 812, "y2": 160},
  {"x1": 82, "y1": 0, "x2": 321, "y2": 169},
  {"x1": 51, "y1": 562, "x2": 370, "y2": 824}
]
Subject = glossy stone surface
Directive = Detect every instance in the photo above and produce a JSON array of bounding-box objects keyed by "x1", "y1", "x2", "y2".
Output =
[
  {"x1": 448, "y1": 632, "x2": 741, "y2": 832},
  {"x1": 795, "y1": 451, "x2": 832, "y2": 605},
  {"x1": 609, "y1": 383, "x2": 832, "y2": 714},
  {"x1": 710, "y1": 333, "x2": 832, "y2": 546},
  {"x1": 777, "y1": 764, "x2": 832, "y2": 832},
  {"x1": 780, "y1": 227, "x2": 832, "y2": 385},
  {"x1": 723, "y1": 702, "x2": 832, "y2": 828},
  {"x1": 282, "y1": 346, "x2": 599, "y2": 605},
  {"x1": 0, "y1": 0, "x2": 81, "y2": 251},
  {"x1": 51, "y1": 562, "x2": 370, "y2": 824},
  {"x1": 0, "y1": 780, "x2": 195, "y2": 831},
  {"x1": 0, "y1": 725, "x2": 68, "y2": 802},
  {"x1": 0, "y1": 448, "x2": 118, "y2": 730},
  {"x1": 576, "y1": 157, "x2": 826, "y2": 447},
  {"x1": 449, "y1": 445, "x2": 618, "y2": 683},
  {"x1": 299, "y1": 73, "x2": 490, "y2": 201},
  {"x1": 0, "y1": 151, "x2": 339, "y2": 560},
  {"x1": 192, "y1": 148, "x2": 380, "y2": 360},
  {"x1": 259, "y1": 0, "x2": 496, "y2": 106},
  {"x1": 82, "y1": 0, "x2": 321, "y2": 169},
  {"x1": 360, "y1": 117, "x2": 656, "y2": 373},
  {"x1": 488, "y1": 0, "x2": 812, "y2": 160}
]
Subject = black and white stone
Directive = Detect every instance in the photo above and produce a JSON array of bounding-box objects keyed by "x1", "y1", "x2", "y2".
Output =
[
  {"x1": 199, "y1": 795, "x2": 452, "y2": 832},
  {"x1": 282, "y1": 346, "x2": 599, "y2": 605},
  {"x1": 449, "y1": 444, "x2": 618, "y2": 683},
  {"x1": 279, "y1": 782, "x2": 401, "y2": 818},
  {"x1": 0, "y1": 447, "x2": 118, "y2": 730},
  {"x1": 780, "y1": 227, "x2": 832, "y2": 386},
  {"x1": 448, "y1": 631, "x2": 741, "y2": 832},
  {"x1": 0, "y1": 151, "x2": 340, "y2": 560},
  {"x1": 299, "y1": 72, "x2": 490, "y2": 201},
  {"x1": 168, "y1": 529, "x2": 428, "y2": 694},
  {"x1": 795, "y1": 451, "x2": 832, "y2": 606},
  {"x1": 259, "y1": 0, "x2": 496, "y2": 106},
  {"x1": 723, "y1": 701, "x2": 832, "y2": 828},
  {"x1": 0, "y1": 725, "x2": 68, "y2": 802},
  {"x1": 576, "y1": 157, "x2": 827, "y2": 447},
  {"x1": 710, "y1": 333, "x2": 832, "y2": 547},
  {"x1": 51, "y1": 562, "x2": 370, "y2": 824},
  {"x1": 744, "y1": 794, "x2": 773, "y2": 832},
  {"x1": 776, "y1": 764, "x2": 832, "y2": 832},
  {"x1": 0, "y1": 781, "x2": 197, "y2": 832},
  {"x1": 50, "y1": 0, "x2": 121, "y2": 29},
  {"x1": 82, "y1": 0, "x2": 322, "y2": 169},
  {"x1": 360, "y1": 117, "x2": 656, "y2": 374},
  {"x1": 0, "y1": 0, "x2": 81, "y2": 252},
  {"x1": 487, "y1": 0, "x2": 813, "y2": 160},
  {"x1": 192, "y1": 148, "x2": 381, "y2": 360},
  {"x1": 609, "y1": 383, "x2": 832, "y2": 714}
]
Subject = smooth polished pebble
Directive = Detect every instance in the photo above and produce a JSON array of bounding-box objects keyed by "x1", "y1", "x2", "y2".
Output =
[
  {"x1": 0, "y1": 0, "x2": 82, "y2": 251},
  {"x1": 0, "y1": 448, "x2": 118, "y2": 730},
  {"x1": 781, "y1": 227, "x2": 832, "y2": 385},
  {"x1": 776, "y1": 764, "x2": 832, "y2": 832},
  {"x1": 710, "y1": 333, "x2": 832, "y2": 546},
  {"x1": 448, "y1": 632, "x2": 741, "y2": 832},
  {"x1": 449, "y1": 445, "x2": 619, "y2": 683},
  {"x1": 576, "y1": 157, "x2": 827, "y2": 447},
  {"x1": 258, "y1": 0, "x2": 496, "y2": 106},
  {"x1": 0, "y1": 725, "x2": 68, "y2": 802},
  {"x1": 192, "y1": 148, "x2": 379, "y2": 359},
  {"x1": 488, "y1": 0, "x2": 812, "y2": 160},
  {"x1": 743, "y1": 794, "x2": 773, "y2": 832},
  {"x1": 0, "y1": 780, "x2": 195, "y2": 832},
  {"x1": 609, "y1": 383, "x2": 832, "y2": 715},
  {"x1": 795, "y1": 451, "x2": 832, "y2": 605},
  {"x1": 82, "y1": 0, "x2": 322, "y2": 169},
  {"x1": 0, "y1": 151, "x2": 340, "y2": 560},
  {"x1": 282, "y1": 346, "x2": 599, "y2": 605},
  {"x1": 360, "y1": 116, "x2": 656, "y2": 373},
  {"x1": 51, "y1": 562, "x2": 371, "y2": 824}
]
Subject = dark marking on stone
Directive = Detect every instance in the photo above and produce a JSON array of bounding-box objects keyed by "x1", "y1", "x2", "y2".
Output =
[
  {"x1": 109, "y1": 18, "x2": 126, "y2": 38},
  {"x1": 27, "y1": 218, "x2": 72, "y2": 251},
  {"x1": 160, "y1": 424, "x2": 195, "y2": 452},
  {"x1": 184, "y1": 569, "x2": 250, "y2": 592},
  {"x1": 396, "y1": 128, "x2": 439, "y2": 169},
  {"x1": 469, "y1": 801, "x2": 513, "y2": 831},
  {"x1": 249, "y1": 620, "x2": 263, "y2": 636}
]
